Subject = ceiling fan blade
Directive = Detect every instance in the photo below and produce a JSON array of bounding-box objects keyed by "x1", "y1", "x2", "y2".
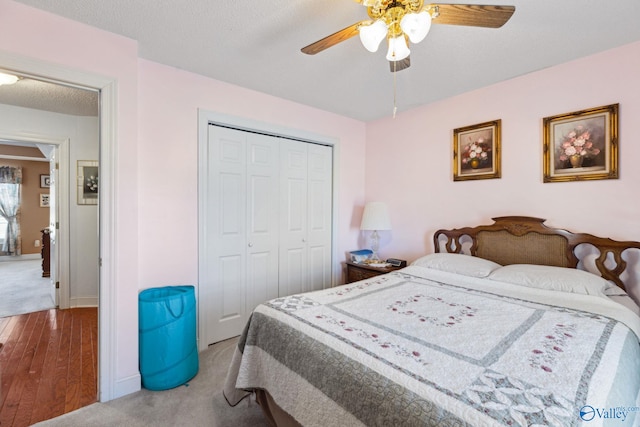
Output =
[
  {"x1": 301, "y1": 21, "x2": 369, "y2": 55},
  {"x1": 389, "y1": 56, "x2": 411, "y2": 73},
  {"x1": 431, "y1": 4, "x2": 515, "y2": 28}
]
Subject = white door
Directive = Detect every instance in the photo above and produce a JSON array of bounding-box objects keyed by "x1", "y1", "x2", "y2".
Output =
[
  {"x1": 306, "y1": 143, "x2": 333, "y2": 292},
  {"x1": 48, "y1": 151, "x2": 58, "y2": 306},
  {"x1": 279, "y1": 140, "x2": 308, "y2": 297},
  {"x1": 202, "y1": 125, "x2": 279, "y2": 345},
  {"x1": 245, "y1": 133, "x2": 280, "y2": 312},
  {"x1": 279, "y1": 140, "x2": 333, "y2": 296}
]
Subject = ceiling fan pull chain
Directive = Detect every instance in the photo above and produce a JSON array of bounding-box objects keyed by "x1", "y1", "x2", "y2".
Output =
[{"x1": 392, "y1": 60, "x2": 397, "y2": 118}]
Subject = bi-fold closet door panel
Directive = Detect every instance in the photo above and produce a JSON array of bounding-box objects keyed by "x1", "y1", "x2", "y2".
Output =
[
  {"x1": 306, "y1": 143, "x2": 333, "y2": 292},
  {"x1": 279, "y1": 140, "x2": 333, "y2": 297},
  {"x1": 204, "y1": 125, "x2": 333, "y2": 345},
  {"x1": 204, "y1": 126, "x2": 279, "y2": 344},
  {"x1": 246, "y1": 134, "x2": 280, "y2": 310}
]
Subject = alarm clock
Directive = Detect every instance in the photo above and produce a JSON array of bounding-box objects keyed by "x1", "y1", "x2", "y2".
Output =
[{"x1": 386, "y1": 258, "x2": 407, "y2": 267}]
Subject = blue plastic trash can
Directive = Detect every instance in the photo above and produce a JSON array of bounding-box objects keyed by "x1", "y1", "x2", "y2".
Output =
[{"x1": 139, "y1": 285, "x2": 199, "y2": 390}]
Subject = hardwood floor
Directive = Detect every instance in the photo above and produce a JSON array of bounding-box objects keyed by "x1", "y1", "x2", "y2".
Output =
[{"x1": 0, "y1": 308, "x2": 98, "y2": 427}]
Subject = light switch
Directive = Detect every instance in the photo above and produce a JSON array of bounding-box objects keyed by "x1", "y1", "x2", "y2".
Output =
[{"x1": 35, "y1": 239, "x2": 40, "y2": 247}]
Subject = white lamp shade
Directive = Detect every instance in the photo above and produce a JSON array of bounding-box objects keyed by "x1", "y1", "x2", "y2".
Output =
[
  {"x1": 400, "y1": 11, "x2": 432, "y2": 44},
  {"x1": 0, "y1": 72, "x2": 19, "y2": 86},
  {"x1": 359, "y1": 20, "x2": 388, "y2": 52},
  {"x1": 360, "y1": 202, "x2": 391, "y2": 231},
  {"x1": 385, "y1": 35, "x2": 410, "y2": 61}
]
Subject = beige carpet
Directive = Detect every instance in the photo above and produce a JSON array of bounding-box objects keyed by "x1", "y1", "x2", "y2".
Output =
[
  {"x1": 33, "y1": 337, "x2": 270, "y2": 427},
  {"x1": 0, "y1": 258, "x2": 55, "y2": 317}
]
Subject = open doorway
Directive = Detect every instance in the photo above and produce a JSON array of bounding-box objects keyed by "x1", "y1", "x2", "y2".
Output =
[
  {"x1": 0, "y1": 50, "x2": 123, "y2": 404},
  {"x1": 0, "y1": 140, "x2": 57, "y2": 316},
  {"x1": 0, "y1": 72, "x2": 100, "y2": 417}
]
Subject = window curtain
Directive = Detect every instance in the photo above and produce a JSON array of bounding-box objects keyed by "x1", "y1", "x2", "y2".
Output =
[{"x1": 0, "y1": 166, "x2": 22, "y2": 255}]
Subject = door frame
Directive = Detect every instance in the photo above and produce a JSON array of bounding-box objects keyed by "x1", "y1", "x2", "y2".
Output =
[
  {"x1": 0, "y1": 51, "x2": 118, "y2": 401},
  {"x1": 197, "y1": 109, "x2": 341, "y2": 350},
  {"x1": 0, "y1": 133, "x2": 69, "y2": 307}
]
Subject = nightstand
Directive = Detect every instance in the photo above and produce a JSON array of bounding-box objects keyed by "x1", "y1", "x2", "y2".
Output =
[{"x1": 345, "y1": 261, "x2": 404, "y2": 284}]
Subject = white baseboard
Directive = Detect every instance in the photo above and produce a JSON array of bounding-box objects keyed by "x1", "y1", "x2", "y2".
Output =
[
  {"x1": 70, "y1": 296, "x2": 98, "y2": 307},
  {"x1": 111, "y1": 373, "x2": 141, "y2": 401},
  {"x1": 0, "y1": 253, "x2": 41, "y2": 262}
]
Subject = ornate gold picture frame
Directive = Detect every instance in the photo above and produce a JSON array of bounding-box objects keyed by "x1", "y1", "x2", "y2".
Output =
[
  {"x1": 453, "y1": 119, "x2": 501, "y2": 181},
  {"x1": 543, "y1": 104, "x2": 618, "y2": 183}
]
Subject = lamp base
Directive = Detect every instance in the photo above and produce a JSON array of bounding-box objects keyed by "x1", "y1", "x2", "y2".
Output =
[{"x1": 370, "y1": 230, "x2": 381, "y2": 261}]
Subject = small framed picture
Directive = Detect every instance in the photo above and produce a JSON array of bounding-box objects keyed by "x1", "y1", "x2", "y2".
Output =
[
  {"x1": 77, "y1": 160, "x2": 99, "y2": 205},
  {"x1": 453, "y1": 119, "x2": 501, "y2": 181},
  {"x1": 40, "y1": 174, "x2": 51, "y2": 188},
  {"x1": 543, "y1": 104, "x2": 618, "y2": 182},
  {"x1": 40, "y1": 193, "x2": 50, "y2": 208}
]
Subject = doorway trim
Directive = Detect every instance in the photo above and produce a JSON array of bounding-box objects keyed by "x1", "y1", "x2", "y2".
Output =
[
  {"x1": 197, "y1": 109, "x2": 341, "y2": 350},
  {"x1": 0, "y1": 51, "x2": 118, "y2": 401},
  {"x1": 0, "y1": 133, "x2": 70, "y2": 308}
]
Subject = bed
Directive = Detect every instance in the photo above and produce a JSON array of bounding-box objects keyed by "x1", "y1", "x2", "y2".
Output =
[{"x1": 224, "y1": 216, "x2": 640, "y2": 426}]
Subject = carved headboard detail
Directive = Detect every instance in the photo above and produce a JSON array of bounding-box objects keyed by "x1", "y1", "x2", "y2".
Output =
[{"x1": 433, "y1": 216, "x2": 640, "y2": 291}]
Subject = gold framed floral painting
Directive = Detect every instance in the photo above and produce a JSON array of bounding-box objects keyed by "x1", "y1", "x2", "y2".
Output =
[
  {"x1": 453, "y1": 119, "x2": 501, "y2": 181},
  {"x1": 543, "y1": 104, "x2": 618, "y2": 182}
]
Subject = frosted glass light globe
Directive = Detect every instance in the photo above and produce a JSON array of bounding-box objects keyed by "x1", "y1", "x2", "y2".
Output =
[
  {"x1": 359, "y1": 20, "x2": 388, "y2": 52},
  {"x1": 386, "y1": 35, "x2": 410, "y2": 61},
  {"x1": 400, "y1": 11, "x2": 432, "y2": 44}
]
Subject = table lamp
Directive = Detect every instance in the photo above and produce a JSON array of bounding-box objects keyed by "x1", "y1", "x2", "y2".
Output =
[{"x1": 360, "y1": 202, "x2": 391, "y2": 261}]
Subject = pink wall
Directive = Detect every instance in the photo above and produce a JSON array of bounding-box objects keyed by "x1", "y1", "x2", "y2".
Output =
[
  {"x1": 365, "y1": 41, "x2": 640, "y2": 300},
  {"x1": 137, "y1": 60, "x2": 367, "y2": 288}
]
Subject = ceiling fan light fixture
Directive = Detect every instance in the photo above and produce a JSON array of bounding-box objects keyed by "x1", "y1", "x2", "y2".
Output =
[
  {"x1": 0, "y1": 72, "x2": 19, "y2": 86},
  {"x1": 386, "y1": 35, "x2": 410, "y2": 62},
  {"x1": 400, "y1": 11, "x2": 432, "y2": 44},
  {"x1": 359, "y1": 19, "x2": 388, "y2": 52}
]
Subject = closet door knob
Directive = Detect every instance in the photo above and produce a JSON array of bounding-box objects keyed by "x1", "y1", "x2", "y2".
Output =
[
  {"x1": 302, "y1": 238, "x2": 306, "y2": 243},
  {"x1": 248, "y1": 242, "x2": 253, "y2": 247}
]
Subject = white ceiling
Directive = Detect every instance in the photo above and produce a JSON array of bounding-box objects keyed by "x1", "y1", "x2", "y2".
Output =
[
  {"x1": 6, "y1": 0, "x2": 640, "y2": 121},
  {"x1": 0, "y1": 77, "x2": 99, "y2": 116}
]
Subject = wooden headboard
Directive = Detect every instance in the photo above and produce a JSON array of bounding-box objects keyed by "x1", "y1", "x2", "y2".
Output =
[{"x1": 433, "y1": 216, "x2": 640, "y2": 292}]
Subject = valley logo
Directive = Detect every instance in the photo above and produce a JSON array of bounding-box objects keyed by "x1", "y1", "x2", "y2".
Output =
[{"x1": 580, "y1": 405, "x2": 640, "y2": 423}]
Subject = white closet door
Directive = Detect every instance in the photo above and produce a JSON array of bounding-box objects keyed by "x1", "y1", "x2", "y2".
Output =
[
  {"x1": 201, "y1": 125, "x2": 332, "y2": 346},
  {"x1": 203, "y1": 126, "x2": 279, "y2": 344},
  {"x1": 279, "y1": 140, "x2": 308, "y2": 297},
  {"x1": 306, "y1": 143, "x2": 333, "y2": 292},
  {"x1": 246, "y1": 134, "x2": 280, "y2": 311},
  {"x1": 279, "y1": 140, "x2": 333, "y2": 296}
]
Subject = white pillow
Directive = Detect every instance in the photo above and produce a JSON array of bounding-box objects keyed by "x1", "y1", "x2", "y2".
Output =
[
  {"x1": 411, "y1": 253, "x2": 502, "y2": 278},
  {"x1": 487, "y1": 264, "x2": 614, "y2": 297}
]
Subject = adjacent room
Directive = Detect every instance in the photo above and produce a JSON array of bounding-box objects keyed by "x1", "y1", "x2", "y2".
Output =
[
  {"x1": 0, "y1": 152, "x2": 54, "y2": 317},
  {"x1": 0, "y1": 0, "x2": 638, "y2": 426}
]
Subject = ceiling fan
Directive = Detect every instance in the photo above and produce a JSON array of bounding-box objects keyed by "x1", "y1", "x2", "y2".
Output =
[{"x1": 301, "y1": 1, "x2": 515, "y2": 72}]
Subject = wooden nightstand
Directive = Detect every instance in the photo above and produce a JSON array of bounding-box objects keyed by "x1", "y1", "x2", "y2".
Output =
[{"x1": 345, "y1": 261, "x2": 404, "y2": 284}]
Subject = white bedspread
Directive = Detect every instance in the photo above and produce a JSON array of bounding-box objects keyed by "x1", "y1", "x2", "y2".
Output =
[{"x1": 225, "y1": 266, "x2": 640, "y2": 427}]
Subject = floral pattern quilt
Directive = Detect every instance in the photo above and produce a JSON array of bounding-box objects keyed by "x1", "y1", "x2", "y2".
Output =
[{"x1": 224, "y1": 266, "x2": 640, "y2": 427}]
